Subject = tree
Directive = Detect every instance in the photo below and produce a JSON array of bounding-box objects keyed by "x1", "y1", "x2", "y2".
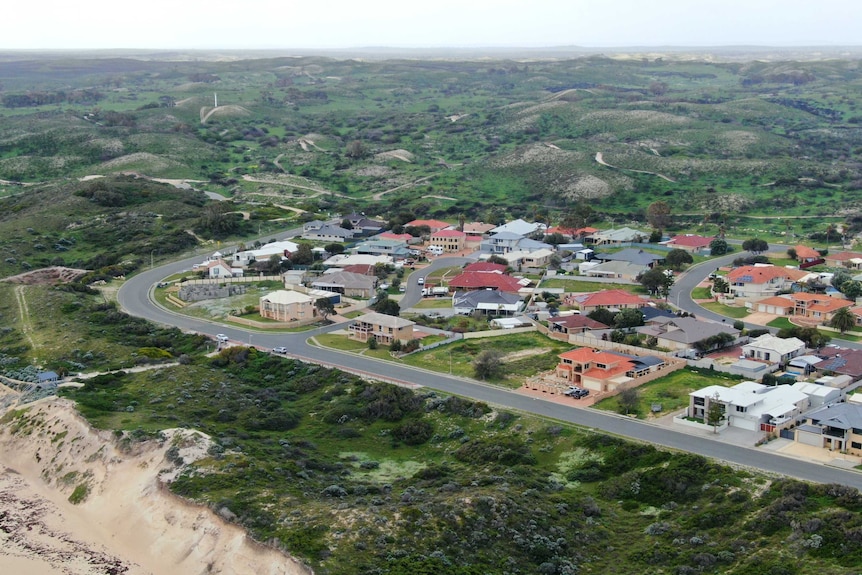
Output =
[
  {"x1": 829, "y1": 306, "x2": 856, "y2": 334},
  {"x1": 587, "y1": 308, "x2": 615, "y2": 327},
  {"x1": 486, "y1": 254, "x2": 509, "y2": 266},
  {"x1": 373, "y1": 295, "x2": 401, "y2": 317},
  {"x1": 341, "y1": 218, "x2": 354, "y2": 230},
  {"x1": 367, "y1": 336, "x2": 378, "y2": 350},
  {"x1": 706, "y1": 393, "x2": 725, "y2": 433},
  {"x1": 786, "y1": 247, "x2": 798, "y2": 260},
  {"x1": 614, "y1": 308, "x2": 644, "y2": 329},
  {"x1": 709, "y1": 238, "x2": 729, "y2": 256},
  {"x1": 324, "y1": 243, "x2": 345, "y2": 255},
  {"x1": 742, "y1": 238, "x2": 769, "y2": 255},
  {"x1": 639, "y1": 267, "x2": 674, "y2": 298},
  {"x1": 545, "y1": 232, "x2": 567, "y2": 246},
  {"x1": 712, "y1": 276, "x2": 729, "y2": 294},
  {"x1": 345, "y1": 140, "x2": 367, "y2": 159},
  {"x1": 289, "y1": 243, "x2": 314, "y2": 265},
  {"x1": 777, "y1": 326, "x2": 831, "y2": 349},
  {"x1": 647, "y1": 201, "x2": 671, "y2": 233},
  {"x1": 197, "y1": 202, "x2": 240, "y2": 238},
  {"x1": 831, "y1": 268, "x2": 852, "y2": 290},
  {"x1": 665, "y1": 249, "x2": 694, "y2": 271},
  {"x1": 618, "y1": 387, "x2": 640, "y2": 416},
  {"x1": 560, "y1": 203, "x2": 593, "y2": 232},
  {"x1": 841, "y1": 280, "x2": 862, "y2": 300},
  {"x1": 473, "y1": 350, "x2": 503, "y2": 380},
  {"x1": 315, "y1": 297, "x2": 335, "y2": 321}
]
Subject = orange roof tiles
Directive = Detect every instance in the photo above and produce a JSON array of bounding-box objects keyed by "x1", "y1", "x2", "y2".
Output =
[{"x1": 571, "y1": 289, "x2": 644, "y2": 308}]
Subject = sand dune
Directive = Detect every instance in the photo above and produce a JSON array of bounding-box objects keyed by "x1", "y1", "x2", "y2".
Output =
[{"x1": 0, "y1": 399, "x2": 309, "y2": 575}]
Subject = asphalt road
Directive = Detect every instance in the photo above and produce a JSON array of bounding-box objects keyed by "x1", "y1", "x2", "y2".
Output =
[{"x1": 117, "y1": 250, "x2": 862, "y2": 490}]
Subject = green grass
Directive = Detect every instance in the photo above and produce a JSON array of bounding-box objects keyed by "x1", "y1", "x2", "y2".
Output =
[
  {"x1": 767, "y1": 317, "x2": 796, "y2": 329},
  {"x1": 411, "y1": 298, "x2": 453, "y2": 309},
  {"x1": 691, "y1": 286, "x2": 712, "y2": 299},
  {"x1": 593, "y1": 367, "x2": 743, "y2": 418},
  {"x1": 699, "y1": 301, "x2": 751, "y2": 319},
  {"x1": 537, "y1": 279, "x2": 645, "y2": 294}
]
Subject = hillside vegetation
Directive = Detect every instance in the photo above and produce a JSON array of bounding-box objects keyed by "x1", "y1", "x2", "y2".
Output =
[{"x1": 1, "y1": 54, "x2": 861, "y2": 245}]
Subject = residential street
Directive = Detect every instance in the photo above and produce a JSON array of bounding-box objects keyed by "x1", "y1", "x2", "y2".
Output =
[{"x1": 117, "y1": 250, "x2": 862, "y2": 490}]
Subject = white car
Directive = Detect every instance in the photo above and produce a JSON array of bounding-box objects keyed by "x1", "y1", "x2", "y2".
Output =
[
  {"x1": 216, "y1": 334, "x2": 229, "y2": 343},
  {"x1": 272, "y1": 346, "x2": 288, "y2": 354},
  {"x1": 417, "y1": 277, "x2": 424, "y2": 285}
]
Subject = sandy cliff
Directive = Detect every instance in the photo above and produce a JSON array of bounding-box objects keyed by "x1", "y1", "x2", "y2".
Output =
[{"x1": 0, "y1": 398, "x2": 309, "y2": 575}]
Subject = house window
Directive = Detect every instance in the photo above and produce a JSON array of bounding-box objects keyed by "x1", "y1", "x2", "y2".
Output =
[
  {"x1": 852, "y1": 442, "x2": 862, "y2": 450},
  {"x1": 694, "y1": 397, "x2": 705, "y2": 406},
  {"x1": 764, "y1": 352, "x2": 770, "y2": 361},
  {"x1": 853, "y1": 428, "x2": 862, "y2": 435},
  {"x1": 735, "y1": 405, "x2": 746, "y2": 413}
]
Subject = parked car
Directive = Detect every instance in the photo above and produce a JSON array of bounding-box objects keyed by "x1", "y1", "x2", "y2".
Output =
[
  {"x1": 272, "y1": 346, "x2": 288, "y2": 354},
  {"x1": 564, "y1": 386, "x2": 589, "y2": 398},
  {"x1": 216, "y1": 334, "x2": 229, "y2": 343}
]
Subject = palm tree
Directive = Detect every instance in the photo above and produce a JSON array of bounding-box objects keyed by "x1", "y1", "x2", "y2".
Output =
[{"x1": 829, "y1": 306, "x2": 856, "y2": 334}]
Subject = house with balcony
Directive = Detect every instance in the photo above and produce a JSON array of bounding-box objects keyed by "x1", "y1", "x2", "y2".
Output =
[
  {"x1": 348, "y1": 312, "x2": 415, "y2": 345},
  {"x1": 686, "y1": 381, "x2": 809, "y2": 432},
  {"x1": 789, "y1": 292, "x2": 853, "y2": 323},
  {"x1": 429, "y1": 229, "x2": 467, "y2": 253},
  {"x1": 259, "y1": 290, "x2": 315, "y2": 322},
  {"x1": 555, "y1": 347, "x2": 667, "y2": 393},
  {"x1": 726, "y1": 265, "x2": 808, "y2": 300},
  {"x1": 795, "y1": 402, "x2": 862, "y2": 455},
  {"x1": 463, "y1": 222, "x2": 496, "y2": 247}
]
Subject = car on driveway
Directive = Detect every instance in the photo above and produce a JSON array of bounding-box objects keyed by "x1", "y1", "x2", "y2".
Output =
[
  {"x1": 564, "y1": 386, "x2": 589, "y2": 398},
  {"x1": 272, "y1": 346, "x2": 288, "y2": 354}
]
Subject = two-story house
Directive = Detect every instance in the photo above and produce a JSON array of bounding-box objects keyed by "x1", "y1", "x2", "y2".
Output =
[
  {"x1": 795, "y1": 401, "x2": 862, "y2": 455},
  {"x1": 687, "y1": 381, "x2": 809, "y2": 432},
  {"x1": 726, "y1": 265, "x2": 808, "y2": 300},
  {"x1": 555, "y1": 348, "x2": 666, "y2": 393},
  {"x1": 348, "y1": 312, "x2": 415, "y2": 345}
]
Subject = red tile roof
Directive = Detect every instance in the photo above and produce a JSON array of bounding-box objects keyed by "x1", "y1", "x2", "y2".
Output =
[
  {"x1": 727, "y1": 265, "x2": 806, "y2": 284},
  {"x1": 558, "y1": 348, "x2": 626, "y2": 365},
  {"x1": 379, "y1": 232, "x2": 413, "y2": 242},
  {"x1": 341, "y1": 264, "x2": 375, "y2": 275},
  {"x1": 571, "y1": 289, "x2": 644, "y2": 308},
  {"x1": 756, "y1": 296, "x2": 795, "y2": 308},
  {"x1": 406, "y1": 219, "x2": 450, "y2": 231},
  {"x1": 448, "y1": 271, "x2": 524, "y2": 293},
  {"x1": 794, "y1": 245, "x2": 821, "y2": 260},
  {"x1": 825, "y1": 251, "x2": 862, "y2": 263},
  {"x1": 666, "y1": 234, "x2": 714, "y2": 248},
  {"x1": 463, "y1": 262, "x2": 507, "y2": 274}
]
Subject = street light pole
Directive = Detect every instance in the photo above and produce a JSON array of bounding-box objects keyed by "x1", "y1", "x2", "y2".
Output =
[{"x1": 150, "y1": 249, "x2": 155, "y2": 270}]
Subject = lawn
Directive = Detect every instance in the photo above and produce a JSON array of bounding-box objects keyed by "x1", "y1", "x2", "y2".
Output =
[
  {"x1": 537, "y1": 278, "x2": 644, "y2": 294},
  {"x1": 592, "y1": 367, "x2": 743, "y2": 418},
  {"x1": 412, "y1": 298, "x2": 453, "y2": 309},
  {"x1": 767, "y1": 317, "x2": 795, "y2": 330},
  {"x1": 691, "y1": 286, "x2": 712, "y2": 300},
  {"x1": 699, "y1": 301, "x2": 751, "y2": 318}
]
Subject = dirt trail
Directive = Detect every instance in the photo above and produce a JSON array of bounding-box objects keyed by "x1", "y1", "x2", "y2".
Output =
[
  {"x1": 13, "y1": 286, "x2": 36, "y2": 351},
  {"x1": 594, "y1": 152, "x2": 676, "y2": 182},
  {"x1": 371, "y1": 175, "x2": 434, "y2": 200}
]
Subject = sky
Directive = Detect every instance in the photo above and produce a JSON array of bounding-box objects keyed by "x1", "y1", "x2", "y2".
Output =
[{"x1": 5, "y1": 0, "x2": 861, "y2": 50}]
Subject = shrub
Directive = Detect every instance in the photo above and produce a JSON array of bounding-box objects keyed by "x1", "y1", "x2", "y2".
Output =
[{"x1": 392, "y1": 420, "x2": 435, "y2": 445}]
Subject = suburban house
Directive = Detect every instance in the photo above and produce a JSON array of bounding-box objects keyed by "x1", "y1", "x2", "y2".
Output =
[
  {"x1": 547, "y1": 314, "x2": 609, "y2": 335},
  {"x1": 302, "y1": 223, "x2": 355, "y2": 242},
  {"x1": 429, "y1": 229, "x2": 467, "y2": 253},
  {"x1": 233, "y1": 240, "x2": 299, "y2": 268},
  {"x1": 788, "y1": 292, "x2": 853, "y2": 323},
  {"x1": 585, "y1": 227, "x2": 646, "y2": 246},
  {"x1": 353, "y1": 239, "x2": 411, "y2": 259},
  {"x1": 501, "y1": 248, "x2": 555, "y2": 268},
  {"x1": 813, "y1": 347, "x2": 862, "y2": 379},
  {"x1": 311, "y1": 270, "x2": 377, "y2": 298},
  {"x1": 206, "y1": 259, "x2": 240, "y2": 279},
  {"x1": 579, "y1": 260, "x2": 649, "y2": 281},
  {"x1": 566, "y1": 289, "x2": 647, "y2": 313},
  {"x1": 378, "y1": 232, "x2": 418, "y2": 244},
  {"x1": 793, "y1": 245, "x2": 823, "y2": 265},
  {"x1": 343, "y1": 212, "x2": 385, "y2": 236},
  {"x1": 663, "y1": 234, "x2": 714, "y2": 253},
  {"x1": 824, "y1": 251, "x2": 862, "y2": 269},
  {"x1": 452, "y1": 290, "x2": 524, "y2": 316},
  {"x1": 405, "y1": 219, "x2": 451, "y2": 234},
  {"x1": 348, "y1": 312, "x2": 415, "y2": 345},
  {"x1": 686, "y1": 381, "x2": 810, "y2": 432},
  {"x1": 742, "y1": 334, "x2": 806, "y2": 365},
  {"x1": 463, "y1": 222, "x2": 496, "y2": 247},
  {"x1": 490, "y1": 218, "x2": 545, "y2": 237},
  {"x1": 726, "y1": 265, "x2": 809, "y2": 299},
  {"x1": 593, "y1": 248, "x2": 665, "y2": 268},
  {"x1": 637, "y1": 317, "x2": 741, "y2": 352},
  {"x1": 480, "y1": 232, "x2": 552, "y2": 254},
  {"x1": 259, "y1": 290, "x2": 316, "y2": 322},
  {"x1": 795, "y1": 402, "x2": 862, "y2": 455},
  {"x1": 554, "y1": 347, "x2": 668, "y2": 393},
  {"x1": 447, "y1": 271, "x2": 528, "y2": 294},
  {"x1": 753, "y1": 295, "x2": 795, "y2": 316},
  {"x1": 322, "y1": 254, "x2": 392, "y2": 268},
  {"x1": 790, "y1": 381, "x2": 844, "y2": 408}
]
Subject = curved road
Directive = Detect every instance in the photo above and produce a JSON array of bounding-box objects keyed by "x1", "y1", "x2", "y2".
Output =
[{"x1": 118, "y1": 249, "x2": 862, "y2": 490}]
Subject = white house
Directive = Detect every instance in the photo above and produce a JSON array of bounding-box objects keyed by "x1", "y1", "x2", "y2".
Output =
[
  {"x1": 233, "y1": 240, "x2": 300, "y2": 268},
  {"x1": 742, "y1": 334, "x2": 806, "y2": 365},
  {"x1": 207, "y1": 259, "x2": 242, "y2": 279},
  {"x1": 490, "y1": 218, "x2": 545, "y2": 237},
  {"x1": 687, "y1": 381, "x2": 810, "y2": 432}
]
